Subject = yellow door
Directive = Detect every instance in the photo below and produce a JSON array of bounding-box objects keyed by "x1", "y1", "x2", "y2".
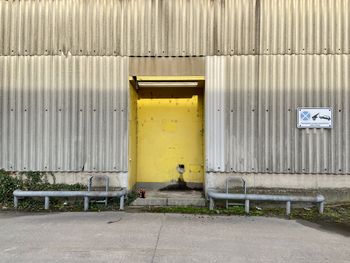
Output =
[{"x1": 136, "y1": 86, "x2": 204, "y2": 186}]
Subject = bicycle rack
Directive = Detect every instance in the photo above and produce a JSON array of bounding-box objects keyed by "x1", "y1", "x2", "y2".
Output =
[
  {"x1": 88, "y1": 175, "x2": 110, "y2": 206},
  {"x1": 226, "y1": 177, "x2": 247, "y2": 209}
]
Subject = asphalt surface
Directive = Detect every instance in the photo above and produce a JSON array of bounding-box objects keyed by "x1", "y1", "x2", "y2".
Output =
[{"x1": 0, "y1": 212, "x2": 349, "y2": 263}]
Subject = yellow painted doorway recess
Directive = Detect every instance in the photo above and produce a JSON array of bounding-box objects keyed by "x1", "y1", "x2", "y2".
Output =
[{"x1": 129, "y1": 77, "x2": 204, "y2": 188}]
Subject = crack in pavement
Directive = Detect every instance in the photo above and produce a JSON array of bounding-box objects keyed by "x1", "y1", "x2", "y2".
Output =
[{"x1": 151, "y1": 214, "x2": 166, "y2": 263}]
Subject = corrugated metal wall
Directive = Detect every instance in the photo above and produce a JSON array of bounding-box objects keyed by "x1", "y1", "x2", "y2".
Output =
[
  {"x1": 260, "y1": 0, "x2": 350, "y2": 55},
  {"x1": 1, "y1": 0, "x2": 349, "y2": 176},
  {"x1": 1, "y1": 0, "x2": 348, "y2": 56},
  {"x1": 0, "y1": 56, "x2": 129, "y2": 172},
  {"x1": 206, "y1": 55, "x2": 350, "y2": 174}
]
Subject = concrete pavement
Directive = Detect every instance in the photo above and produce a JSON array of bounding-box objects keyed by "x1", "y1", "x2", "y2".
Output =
[{"x1": 0, "y1": 212, "x2": 349, "y2": 263}]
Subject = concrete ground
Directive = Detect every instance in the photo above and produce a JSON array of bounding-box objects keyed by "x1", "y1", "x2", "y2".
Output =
[{"x1": 0, "y1": 212, "x2": 349, "y2": 263}]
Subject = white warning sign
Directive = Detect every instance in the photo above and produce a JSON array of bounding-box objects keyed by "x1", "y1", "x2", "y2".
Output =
[{"x1": 297, "y1": 107, "x2": 333, "y2": 129}]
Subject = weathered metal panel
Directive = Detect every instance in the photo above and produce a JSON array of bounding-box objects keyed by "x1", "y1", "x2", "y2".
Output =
[
  {"x1": 260, "y1": 0, "x2": 350, "y2": 55},
  {"x1": 205, "y1": 56, "x2": 226, "y2": 172},
  {"x1": 0, "y1": 56, "x2": 129, "y2": 172},
  {"x1": 129, "y1": 57, "x2": 205, "y2": 76},
  {"x1": 1, "y1": 0, "x2": 349, "y2": 56},
  {"x1": 205, "y1": 56, "x2": 259, "y2": 173},
  {"x1": 205, "y1": 55, "x2": 350, "y2": 174},
  {"x1": 0, "y1": 0, "x2": 257, "y2": 56}
]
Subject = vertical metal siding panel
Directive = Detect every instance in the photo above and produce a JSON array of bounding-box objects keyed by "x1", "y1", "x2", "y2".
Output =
[
  {"x1": 334, "y1": 55, "x2": 342, "y2": 172},
  {"x1": 0, "y1": 57, "x2": 7, "y2": 167},
  {"x1": 50, "y1": 0, "x2": 59, "y2": 55},
  {"x1": 285, "y1": 56, "x2": 294, "y2": 172},
  {"x1": 260, "y1": 0, "x2": 350, "y2": 54},
  {"x1": 51, "y1": 57, "x2": 59, "y2": 170},
  {"x1": 30, "y1": 0, "x2": 39, "y2": 55},
  {"x1": 1, "y1": 1, "x2": 10, "y2": 55},
  {"x1": 0, "y1": 0, "x2": 347, "y2": 56},
  {"x1": 344, "y1": 56, "x2": 350, "y2": 172},
  {"x1": 22, "y1": 57, "x2": 30, "y2": 170},
  {"x1": 206, "y1": 55, "x2": 349, "y2": 174},
  {"x1": 0, "y1": 1, "x2": 3, "y2": 55},
  {"x1": 258, "y1": 55, "x2": 350, "y2": 174},
  {"x1": 225, "y1": 56, "x2": 254, "y2": 172},
  {"x1": 9, "y1": 0, "x2": 17, "y2": 56},
  {"x1": 205, "y1": 56, "x2": 226, "y2": 172},
  {"x1": 0, "y1": 56, "x2": 128, "y2": 172},
  {"x1": 4, "y1": 57, "x2": 11, "y2": 169},
  {"x1": 43, "y1": 0, "x2": 52, "y2": 55},
  {"x1": 42, "y1": 57, "x2": 50, "y2": 170},
  {"x1": 82, "y1": 56, "x2": 128, "y2": 172},
  {"x1": 257, "y1": 55, "x2": 269, "y2": 172},
  {"x1": 206, "y1": 56, "x2": 259, "y2": 172},
  {"x1": 121, "y1": 57, "x2": 129, "y2": 171},
  {"x1": 0, "y1": 0, "x2": 258, "y2": 56}
]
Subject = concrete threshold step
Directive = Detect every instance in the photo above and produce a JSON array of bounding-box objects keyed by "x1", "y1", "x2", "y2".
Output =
[{"x1": 130, "y1": 197, "x2": 206, "y2": 207}]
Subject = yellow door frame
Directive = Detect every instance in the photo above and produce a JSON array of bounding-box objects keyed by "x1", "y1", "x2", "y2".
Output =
[{"x1": 128, "y1": 76, "x2": 205, "y2": 190}]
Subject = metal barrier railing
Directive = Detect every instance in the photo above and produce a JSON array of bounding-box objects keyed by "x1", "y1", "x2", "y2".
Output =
[
  {"x1": 13, "y1": 189, "x2": 127, "y2": 211},
  {"x1": 208, "y1": 190, "x2": 325, "y2": 215}
]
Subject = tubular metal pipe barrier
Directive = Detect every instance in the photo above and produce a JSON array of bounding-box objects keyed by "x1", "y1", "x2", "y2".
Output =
[
  {"x1": 13, "y1": 189, "x2": 127, "y2": 211},
  {"x1": 207, "y1": 190, "x2": 325, "y2": 215}
]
